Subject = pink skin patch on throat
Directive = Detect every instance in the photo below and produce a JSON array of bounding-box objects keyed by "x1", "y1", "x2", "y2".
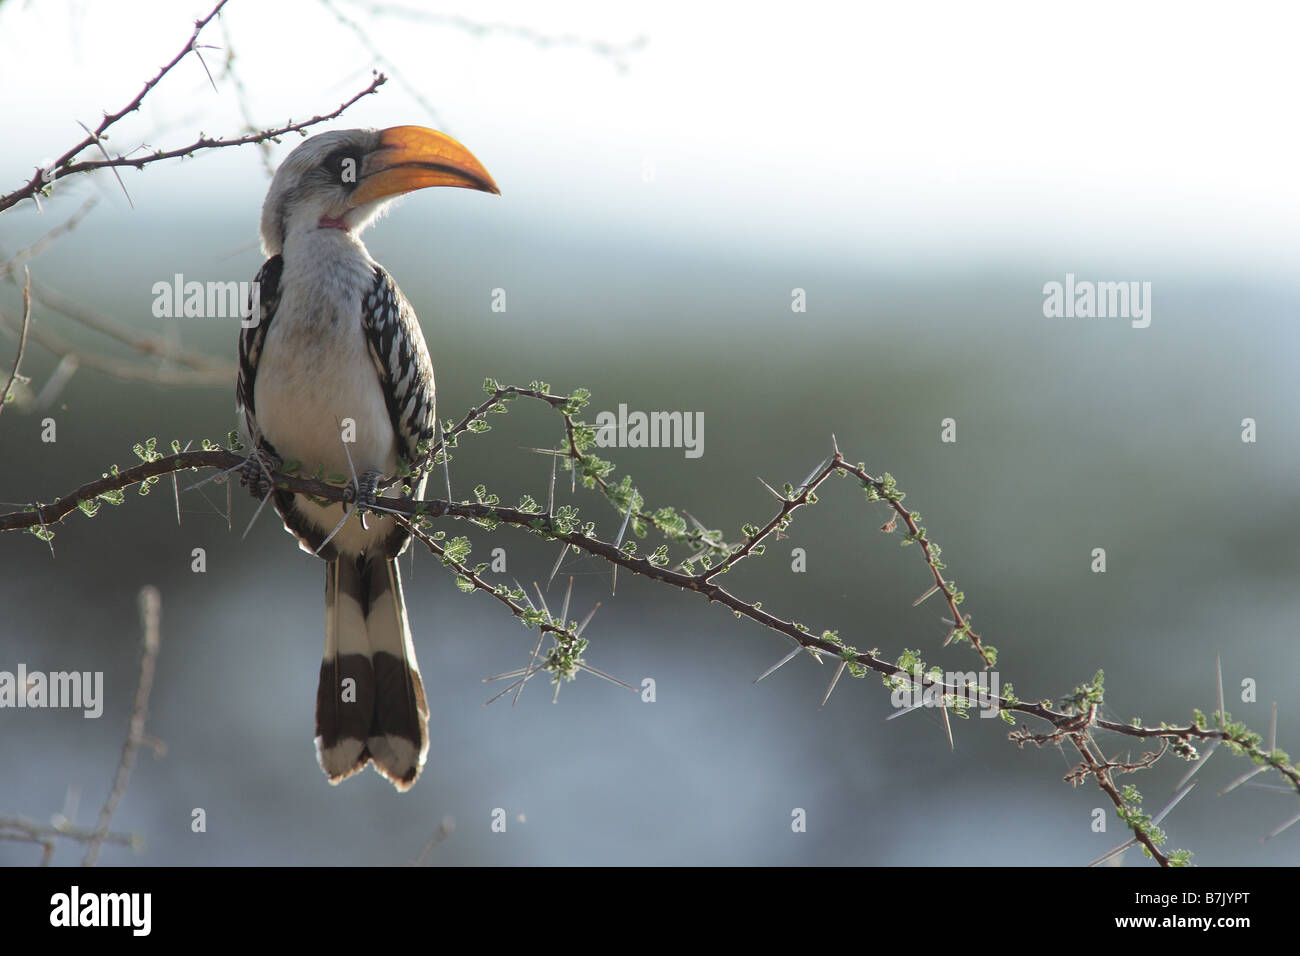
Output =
[{"x1": 318, "y1": 216, "x2": 350, "y2": 232}]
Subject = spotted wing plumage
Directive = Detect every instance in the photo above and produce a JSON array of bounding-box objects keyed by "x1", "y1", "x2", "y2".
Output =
[
  {"x1": 360, "y1": 265, "x2": 437, "y2": 475},
  {"x1": 236, "y1": 254, "x2": 284, "y2": 450}
]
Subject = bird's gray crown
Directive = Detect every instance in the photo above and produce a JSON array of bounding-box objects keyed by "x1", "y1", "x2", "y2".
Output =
[{"x1": 260, "y1": 128, "x2": 384, "y2": 255}]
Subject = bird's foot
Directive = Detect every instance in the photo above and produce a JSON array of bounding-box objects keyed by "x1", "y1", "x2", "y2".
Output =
[
  {"x1": 343, "y1": 469, "x2": 386, "y2": 531},
  {"x1": 240, "y1": 448, "x2": 282, "y2": 500}
]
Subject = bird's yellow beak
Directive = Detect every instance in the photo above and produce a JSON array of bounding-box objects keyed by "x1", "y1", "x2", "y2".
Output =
[{"x1": 348, "y1": 125, "x2": 500, "y2": 206}]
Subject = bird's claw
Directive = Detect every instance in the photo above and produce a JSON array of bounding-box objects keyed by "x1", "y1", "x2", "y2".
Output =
[
  {"x1": 240, "y1": 449, "x2": 281, "y2": 500},
  {"x1": 344, "y1": 469, "x2": 385, "y2": 530}
]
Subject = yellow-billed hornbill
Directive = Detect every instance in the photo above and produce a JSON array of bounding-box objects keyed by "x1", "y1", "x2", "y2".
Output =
[{"x1": 236, "y1": 126, "x2": 498, "y2": 790}]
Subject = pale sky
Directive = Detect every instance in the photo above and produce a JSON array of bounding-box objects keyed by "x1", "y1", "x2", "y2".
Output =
[{"x1": 3, "y1": 0, "x2": 1298, "y2": 272}]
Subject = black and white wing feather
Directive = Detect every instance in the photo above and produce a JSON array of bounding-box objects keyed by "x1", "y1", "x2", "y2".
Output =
[
  {"x1": 361, "y1": 265, "x2": 437, "y2": 474},
  {"x1": 236, "y1": 254, "x2": 284, "y2": 449}
]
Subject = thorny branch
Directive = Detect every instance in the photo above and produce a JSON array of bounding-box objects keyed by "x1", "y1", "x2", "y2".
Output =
[
  {"x1": 0, "y1": 0, "x2": 660, "y2": 866},
  {"x1": 0, "y1": 0, "x2": 386, "y2": 215},
  {"x1": 1070, "y1": 735, "x2": 1171, "y2": 865},
  {"x1": 0, "y1": 0, "x2": 386, "y2": 396},
  {"x1": 1, "y1": 0, "x2": 233, "y2": 214},
  {"x1": 0, "y1": 3, "x2": 1291, "y2": 866},
  {"x1": 1, "y1": 384, "x2": 1296, "y2": 866},
  {"x1": 0, "y1": 70, "x2": 388, "y2": 214}
]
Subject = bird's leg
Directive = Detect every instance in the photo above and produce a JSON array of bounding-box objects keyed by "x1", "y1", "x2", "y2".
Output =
[
  {"x1": 240, "y1": 446, "x2": 282, "y2": 500},
  {"x1": 343, "y1": 469, "x2": 386, "y2": 531}
]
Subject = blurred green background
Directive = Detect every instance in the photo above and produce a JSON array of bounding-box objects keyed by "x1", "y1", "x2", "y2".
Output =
[{"x1": 1, "y1": 0, "x2": 1298, "y2": 866}]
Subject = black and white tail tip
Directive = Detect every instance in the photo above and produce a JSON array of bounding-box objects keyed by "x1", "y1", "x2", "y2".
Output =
[{"x1": 316, "y1": 555, "x2": 430, "y2": 790}]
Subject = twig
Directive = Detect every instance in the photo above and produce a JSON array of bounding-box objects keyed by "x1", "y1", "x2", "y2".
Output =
[
  {"x1": 0, "y1": 304, "x2": 232, "y2": 387},
  {"x1": 409, "y1": 817, "x2": 455, "y2": 865},
  {"x1": 0, "y1": 267, "x2": 31, "y2": 416},
  {"x1": 217, "y1": 12, "x2": 276, "y2": 177},
  {"x1": 0, "y1": 0, "x2": 233, "y2": 213},
  {"x1": 319, "y1": 0, "x2": 447, "y2": 131},
  {"x1": 0, "y1": 197, "x2": 99, "y2": 274},
  {"x1": 2, "y1": 51, "x2": 386, "y2": 214},
  {"x1": 339, "y1": 0, "x2": 648, "y2": 72},
  {"x1": 0, "y1": 819, "x2": 134, "y2": 866},
  {"x1": 82, "y1": 586, "x2": 163, "y2": 866},
  {"x1": 0, "y1": 269, "x2": 234, "y2": 377},
  {"x1": 1071, "y1": 735, "x2": 1168, "y2": 866}
]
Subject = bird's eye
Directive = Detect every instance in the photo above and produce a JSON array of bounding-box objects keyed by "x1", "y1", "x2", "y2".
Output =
[{"x1": 322, "y1": 147, "x2": 364, "y2": 188}]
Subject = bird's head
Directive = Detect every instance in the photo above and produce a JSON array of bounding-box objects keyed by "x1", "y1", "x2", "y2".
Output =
[{"x1": 259, "y1": 125, "x2": 499, "y2": 255}]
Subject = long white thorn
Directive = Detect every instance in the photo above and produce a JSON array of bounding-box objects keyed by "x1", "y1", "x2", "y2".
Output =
[
  {"x1": 614, "y1": 497, "x2": 635, "y2": 549},
  {"x1": 1219, "y1": 764, "x2": 1268, "y2": 796},
  {"x1": 682, "y1": 510, "x2": 710, "y2": 535},
  {"x1": 576, "y1": 663, "x2": 637, "y2": 692},
  {"x1": 483, "y1": 668, "x2": 530, "y2": 683},
  {"x1": 547, "y1": 542, "x2": 567, "y2": 588},
  {"x1": 611, "y1": 497, "x2": 636, "y2": 596},
  {"x1": 242, "y1": 486, "x2": 276, "y2": 541},
  {"x1": 1151, "y1": 782, "x2": 1196, "y2": 826},
  {"x1": 532, "y1": 583, "x2": 553, "y2": 625},
  {"x1": 185, "y1": 460, "x2": 244, "y2": 492},
  {"x1": 1087, "y1": 838, "x2": 1137, "y2": 867},
  {"x1": 338, "y1": 424, "x2": 366, "y2": 530},
  {"x1": 1216, "y1": 651, "x2": 1225, "y2": 730},
  {"x1": 35, "y1": 506, "x2": 56, "y2": 558},
  {"x1": 819, "y1": 660, "x2": 847, "y2": 710},
  {"x1": 756, "y1": 476, "x2": 785, "y2": 501},
  {"x1": 441, "y1": 422, "x2": 453, "y2": 502},
  {"x1": 576, "y1": 603, "x2": 601, "y2": 636},
  {"x1": 311, "y1": 503, "x2": 355, "y2": 555},
  {"x1": 754, "y1": 644, "x2": 803, "y2": 684},
  {"x1": 547, "y1": 452, "x2": 557, "y2": 518},
  {"x1": 515, "y1": 628, "x2": 547, "y2": 707},
  {"x1": 486, "y1": 678, "x2": 528, "y2": 706},
  {"x1": 169, "y1": 440, "x2": 193, "y2": 528},
  {"x1": 912, "y1": 584, "x2": 942, "y2": 607},
  {"x1": 512, "y1": 579, "x2": 537, "y2": 612},
  {"x1": 1222, "y1": 701, "x2": 1281, "y2": 796},
  {"x1": 796, "y1": 456, "x2": 830, "y2": 496},
  {"x1": 886, "y1": 699, "x2": 927, "y2": 721},
  {"x1": 559, "y1": 577, "x2": 574, "y2": 626},
  {"x1": 338, "y1": 423, "x2": 360, "y2": 489},
  {"x1": 1263, "y1": 810, "x2": 1300, "y2": 842}
]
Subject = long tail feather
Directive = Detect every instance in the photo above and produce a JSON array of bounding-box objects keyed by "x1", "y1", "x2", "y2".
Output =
[
  {"x1": 364, "y1": 557, "x2": 429, "y2": 790},
  {"x1": 315, "y1": 557, "x2": 374, "y2": 783},
  {"x1": 315, "y1": 555, "x2": 428, "y2": 790}
]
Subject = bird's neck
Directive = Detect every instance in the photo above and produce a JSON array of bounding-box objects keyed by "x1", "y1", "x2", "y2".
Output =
[{"x1": 281, "y1": 222, "x2": 372, "y2": 263}]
